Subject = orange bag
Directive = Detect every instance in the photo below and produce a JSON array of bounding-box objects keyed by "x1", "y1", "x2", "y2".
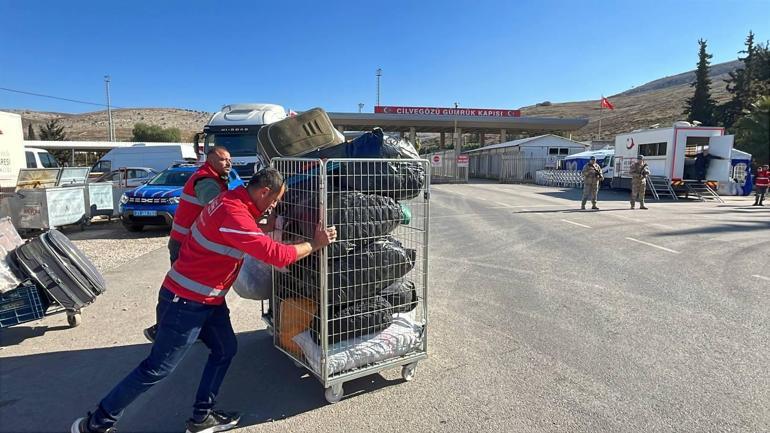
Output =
[{"x1": 278, "y1": 297, "x2": 317, "y2": 354}]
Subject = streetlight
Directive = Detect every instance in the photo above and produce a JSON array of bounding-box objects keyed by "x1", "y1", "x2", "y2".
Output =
[
  {"x1": 358, "y1": 103, "x2": 364, "y2": 113},
  {"x1": 104, "y1": 75, "x2": 114, "y2": 141},
  {"x1": 376, "y1": 68, "x2": 382, "y2": 107}
]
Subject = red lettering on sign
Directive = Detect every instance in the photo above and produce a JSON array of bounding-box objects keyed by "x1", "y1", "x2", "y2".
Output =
[{"x1": 375, "y1": 106, "x2": 521, "y2": 117}]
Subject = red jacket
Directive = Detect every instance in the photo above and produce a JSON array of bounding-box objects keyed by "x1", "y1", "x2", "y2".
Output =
[
  {"x1": 756, "y1": 168, "x2": 769, "y2": 187},
  {"x1": 170, "y1": 163, "x2": 228, "y2": 242},
  {"x1": 163, "y1": 187, "x2": 298, "y2": 305}
]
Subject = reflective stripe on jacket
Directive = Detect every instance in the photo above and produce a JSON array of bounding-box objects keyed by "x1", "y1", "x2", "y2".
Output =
[{"x1": 756, "y1": 169, "x2": 769, "y2": 187}]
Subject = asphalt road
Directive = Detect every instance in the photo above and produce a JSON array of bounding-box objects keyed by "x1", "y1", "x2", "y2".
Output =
[{"x1": 1, "y1": 182, "x2": 768, "y2": 432}]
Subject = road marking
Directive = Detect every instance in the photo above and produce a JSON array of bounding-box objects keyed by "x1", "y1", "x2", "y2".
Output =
[
  {"x1": 752, "y1": 275, "x2": 770, "y2": 281},
  {"x1": 561, "y1": 219, "x2": 592, "y2": 229},
  {"x1": 625, "y1": 237, "x2": 680, "y2": 254}
]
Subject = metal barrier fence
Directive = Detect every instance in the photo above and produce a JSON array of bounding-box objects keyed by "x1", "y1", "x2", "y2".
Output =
[
  {"x1": 535, "y1": 170, "x2": 584, "y2": 188},
  {"x1": 500, "y1": 156, "x2": 548, "y2": 183},
  {"x1": 425, "y1": 150, "x2": 468, "y2": 183}
]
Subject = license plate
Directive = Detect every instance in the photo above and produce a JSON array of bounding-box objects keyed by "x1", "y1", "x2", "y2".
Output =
[{"x1": 133, "y1": 210, "x2": 157, "y2": 217}]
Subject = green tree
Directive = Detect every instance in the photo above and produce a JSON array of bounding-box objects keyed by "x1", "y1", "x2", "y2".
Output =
[
  {"x1": 716, "y1": 31, "x2": 760, "y2": 128},
  {"x1": 38, "y1": 119, "x2": 67, "y2": 140},
  {"x1": 27, "y1": 123, "x2": 36, "y2": 140},
  {"x1": 683, "y1": 39, "x2": 717, "y2": 125},
  {"x1": 735, "y1": 96, "x2": 770, "y2": 164},
  {"x1": 132, "y1": 122, "x2": 182, "y2": 142}
]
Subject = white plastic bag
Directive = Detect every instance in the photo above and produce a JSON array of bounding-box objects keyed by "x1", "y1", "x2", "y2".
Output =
[
  {"x1": 231, "y1": 216, "x2": 285, "y2": 300},
  {"x1": 231, "y1": 255, "x2": 273, "y2": 300}
]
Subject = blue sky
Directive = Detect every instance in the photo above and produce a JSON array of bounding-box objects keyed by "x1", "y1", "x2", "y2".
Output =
[{"x1": 1, "y1": 0, "x2": 767, "y2": 114}]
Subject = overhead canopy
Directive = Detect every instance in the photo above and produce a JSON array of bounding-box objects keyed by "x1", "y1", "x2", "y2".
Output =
[{"x1": 327, "y1": 113, "x2": 588, "y2": 134}]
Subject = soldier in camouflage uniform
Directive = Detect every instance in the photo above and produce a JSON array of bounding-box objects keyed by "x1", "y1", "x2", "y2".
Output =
[
  {"x1": 629, "y1": 154, "x2": 651, "y2": 209},
  {"x1": 581, "y1": 156, "x2": 603, "y2": 210}
]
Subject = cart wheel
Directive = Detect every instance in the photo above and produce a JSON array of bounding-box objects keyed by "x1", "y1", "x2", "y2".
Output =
[
  {"x1": 324, "y1": 384, "x2": 344, "y2": 404},
  {"x1": 401, "y1": 362, "x2": 418, "y2": 381},
  {"x1": 67, "y1": 312, "x2": 82, "y2": 328}
]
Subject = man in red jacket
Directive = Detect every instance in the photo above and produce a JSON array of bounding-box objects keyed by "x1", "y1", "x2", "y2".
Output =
[
  {"x1": 72, "y1": 169, "x2": 337, "y2": 433},
  {"x1": 754, "y1": 164, "x2": 769, "y2": 206},
  {"x1": 144, "y1": 145, "x2": 233, "y2": 342}
]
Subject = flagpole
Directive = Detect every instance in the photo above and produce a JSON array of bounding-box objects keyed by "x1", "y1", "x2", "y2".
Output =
[{"x1": 598, "y1": 99, "x2": 603, "y2": 140}]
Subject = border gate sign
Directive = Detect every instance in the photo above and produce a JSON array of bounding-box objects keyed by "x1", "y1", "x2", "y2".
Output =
[
  {"x1": 431, "y1": 154, "x2": 442, "y2": 167},
  {"x1": 457, "y1": 155, "x2": 469, "y2": 167}
]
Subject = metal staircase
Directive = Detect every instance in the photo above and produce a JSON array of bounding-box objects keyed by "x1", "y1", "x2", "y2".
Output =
[
  {"x1": 685, "y1": 181, "x2": 724, "y2": 203},
  {"x1": 646, "y1": 176, "x2": 678, "y2": 201}
]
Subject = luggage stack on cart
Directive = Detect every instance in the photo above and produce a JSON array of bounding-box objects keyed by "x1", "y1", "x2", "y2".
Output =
[
  {"x1": 252, "y1": 109, "x2": 429, "y2": 403},
  {"x1": 0, "y1": 217, "x2": 105, "y2": 329}
]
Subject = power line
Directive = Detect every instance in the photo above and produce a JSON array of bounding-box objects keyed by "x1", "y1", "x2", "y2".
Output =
[{"x1": 0, "y1": 86, "x2": 124, "y2": 109}]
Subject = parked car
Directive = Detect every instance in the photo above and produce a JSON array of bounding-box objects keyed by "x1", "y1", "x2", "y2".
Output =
[
  {"x1": 119, "y1": 164, "x2": 243, "y2": 232},
  {"x1": 93, "y1": 167, "x2": 158, "y2": 188}
]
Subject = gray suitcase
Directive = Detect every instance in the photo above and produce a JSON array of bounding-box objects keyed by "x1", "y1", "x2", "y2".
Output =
[{"x1": 257, "y1": 108, "x2": 343, "y2": 160}]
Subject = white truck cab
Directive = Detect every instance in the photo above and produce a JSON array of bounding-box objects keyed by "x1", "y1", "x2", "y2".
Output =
[
  {"x1": 25, "y1": 147, "x2": 60, "y2": 169},
  {"x1": 201, "y1": 103, "x2": 287, "y2": 178}
]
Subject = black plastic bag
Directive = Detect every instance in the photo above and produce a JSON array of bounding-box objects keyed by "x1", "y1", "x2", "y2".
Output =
[
  {"x1": 312, "y1": 129, "x2": 426, "y2": 201},
  {"x1": 380, "y1": 279, "x2": 418, "y2": 313},
  {"x1": 329, "y1": 236, "x2": 416, "y2": 305},
  {"x1": 310, "y1": 296, "x2": 393, "y2": 344},
  {"x1": 277, "y1": 236, "x2": 416, "y2": 306},
  {"x1": 281, "y1": 191, "x2": 405, "y2": 257}
]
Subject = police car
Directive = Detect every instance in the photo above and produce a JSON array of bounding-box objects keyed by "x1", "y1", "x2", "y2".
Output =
[{"x1": 119, "y1": 164, "x2": 244, "y2": 232}]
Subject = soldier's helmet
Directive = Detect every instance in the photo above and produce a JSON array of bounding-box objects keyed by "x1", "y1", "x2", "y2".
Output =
[{"x1": 637, "y1": 155, "x2": 644, "y2": 160}]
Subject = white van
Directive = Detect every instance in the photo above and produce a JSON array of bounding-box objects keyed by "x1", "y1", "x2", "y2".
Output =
[
  {"x1": 25, "y1": 147, "x2": 60, "y2": 169},
  {"x1": 91, "y1": 144, "x2": 197, "y2": 178}
]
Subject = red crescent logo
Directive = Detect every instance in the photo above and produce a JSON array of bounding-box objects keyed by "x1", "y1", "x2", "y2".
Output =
[{"x1": 626, "y1": 138, "x2": 635, "y2": 149}]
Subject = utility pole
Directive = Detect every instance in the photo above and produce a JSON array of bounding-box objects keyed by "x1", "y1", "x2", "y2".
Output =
[
  {"x1": 104, "y1": 75, "x2": 115, "y2": 141},
  {"x1": 376, "y1": 68, "x2": 382, "y2": 107},
  {"x1": 358, "y1": 103, "x2": 364, "y2": 113}
]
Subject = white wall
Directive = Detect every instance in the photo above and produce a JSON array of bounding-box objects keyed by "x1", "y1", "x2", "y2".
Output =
[{"x1": 0, "y1": 112, "x2": 26, "y2": 188}]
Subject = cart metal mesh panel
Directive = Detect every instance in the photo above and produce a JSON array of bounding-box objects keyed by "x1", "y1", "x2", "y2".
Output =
[{"x1": 271, "y1": 158, "x2": 429, "y2": 390}]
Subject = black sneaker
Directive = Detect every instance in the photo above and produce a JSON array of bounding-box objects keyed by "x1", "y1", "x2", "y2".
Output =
[
  {"x1": 185, "y1": 410, "x2": 241, "y2": 433},
  {"x1": 143, "y1": 325, "x2": 158, "y2": 343},
  {"x1": 70, "y1": 413, "x2": 117, "y2": 433}
]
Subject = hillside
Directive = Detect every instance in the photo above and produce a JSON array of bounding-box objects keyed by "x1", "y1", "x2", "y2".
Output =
[
  {"x1": 4, "y1": 60, "x2": 743, "y2": 144},
  {"x1": 7, "y1": 108, "x2": 210, "y2": 142},
  {"x1": 519, "y1": 60, "x2": 740, "y2": 141}
]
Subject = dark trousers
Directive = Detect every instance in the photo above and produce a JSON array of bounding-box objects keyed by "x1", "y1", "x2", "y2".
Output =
[
  {"x1": 90, "y1": 287, "x2": 237, "y2": 429},
  {"x1": 755, "y1": 186, "x2": 767, "y2": 204}
]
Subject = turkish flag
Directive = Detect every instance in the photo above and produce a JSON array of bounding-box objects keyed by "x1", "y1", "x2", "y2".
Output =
[{"x1": 600, "y1": 96, "x2": 615, "y2": 110}]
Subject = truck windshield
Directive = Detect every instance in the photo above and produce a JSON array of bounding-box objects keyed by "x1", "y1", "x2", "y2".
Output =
[
  {"x1": 205, "y1": 132, "x2": 260, "y2": 157},
  {"x1": 148, "y1": 170, "x2": 192, "y2": 186}
]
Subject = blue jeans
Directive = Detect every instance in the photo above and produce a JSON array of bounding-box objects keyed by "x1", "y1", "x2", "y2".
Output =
[{"x1": 90, "y1": 287, "x2": 238, "y2": 429}]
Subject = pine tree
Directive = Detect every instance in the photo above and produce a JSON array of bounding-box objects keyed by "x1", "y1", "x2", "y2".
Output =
[
  {"x1": 27, "y1": 123, "x2": 36, "y2": 140},
  {"x1": 735, "y1": 96, "x2": 770, "y2": 164},
  {"x1": 716, "y1": 31, "x2": 759, "y2": 128},
  {"x1": 38, "y1": 119, "x2": 67, "y2": 141},
  {"x1": 683, "y1": 39, "x2": 717, "y2": 125}
]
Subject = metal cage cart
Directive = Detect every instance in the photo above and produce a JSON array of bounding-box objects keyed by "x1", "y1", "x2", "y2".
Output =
[{"x1": 269, "y1": 157, "x2": 429, "y2": 403}]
